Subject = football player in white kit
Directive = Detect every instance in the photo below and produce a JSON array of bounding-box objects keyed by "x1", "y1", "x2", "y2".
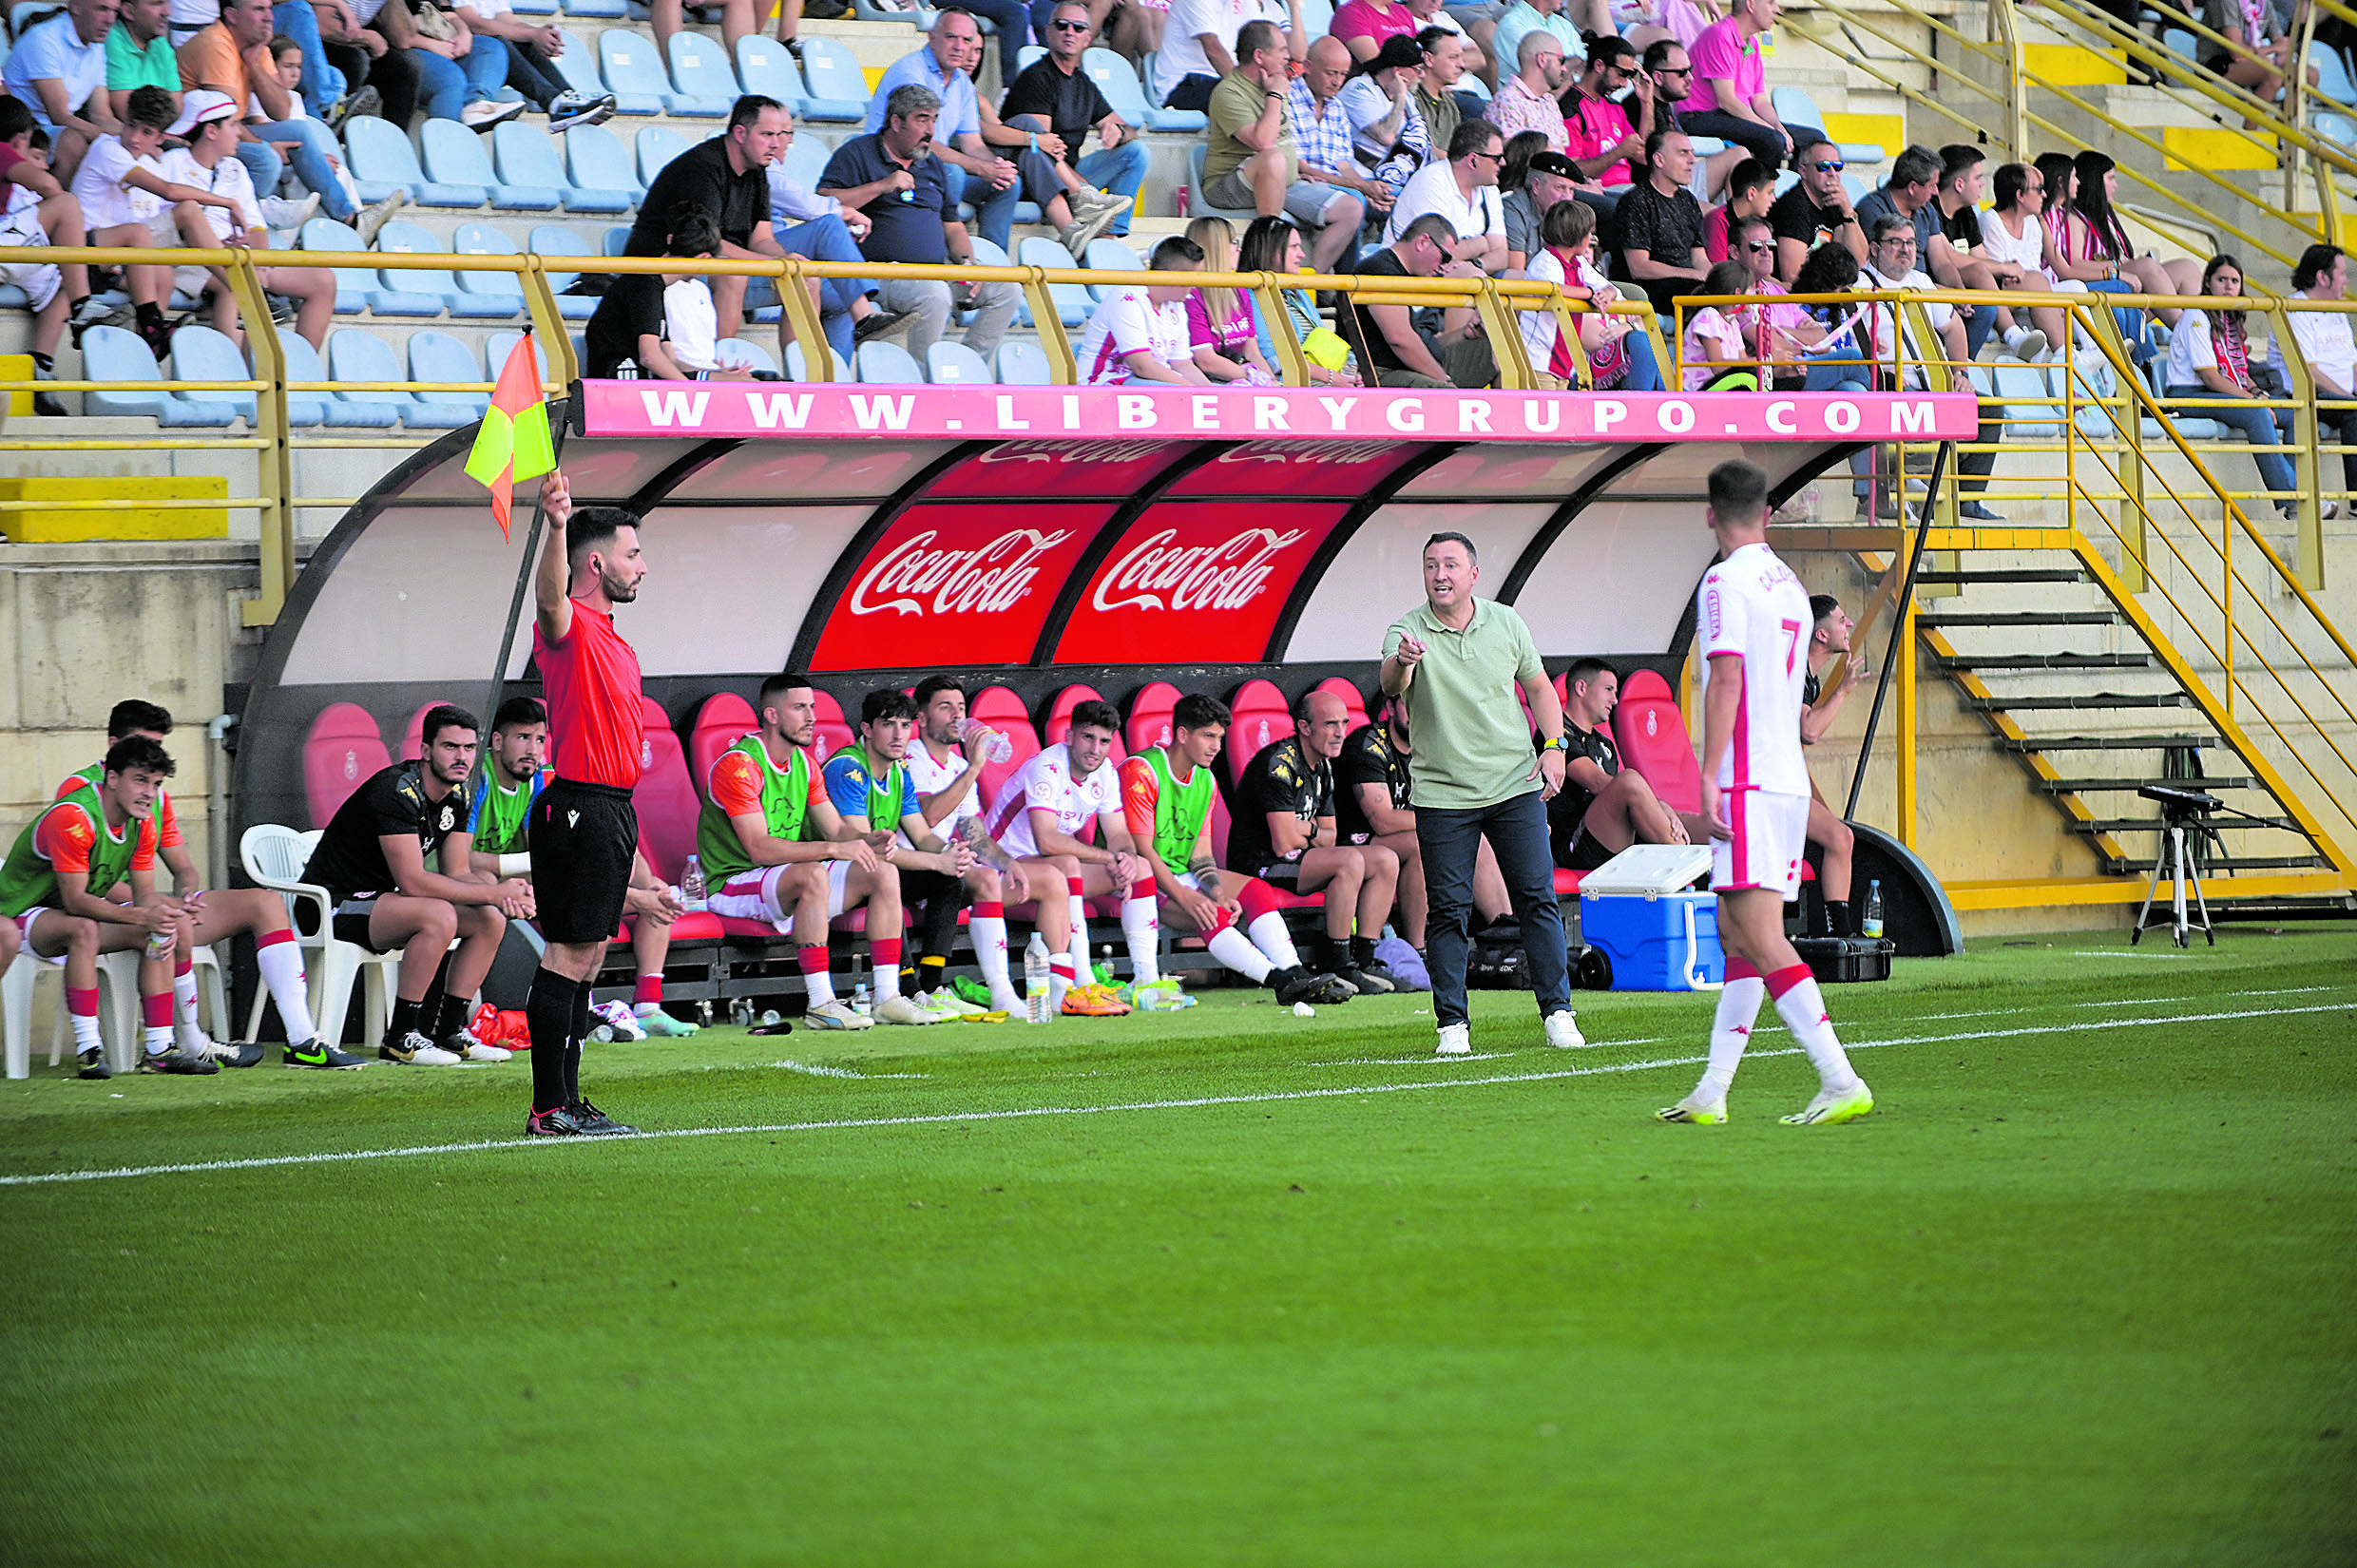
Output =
[
  {"x1": 979, "y1": 698, "x2": 1145, "y2": 1016},
  {"x1": 906, "y1": 676, "x2": 1031, "y2": 1014},
  {"x1": 1660, "y1": 460, "x2": 1875, "y2": 1127}
]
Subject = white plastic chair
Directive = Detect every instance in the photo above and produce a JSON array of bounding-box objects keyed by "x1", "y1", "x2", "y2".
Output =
[
  {"x1": 241, "y1": 823, "x2": 398, "y2": 1047},
  {"x1": 1, "y1": 947, "x2": 152, "y2": 1077}
]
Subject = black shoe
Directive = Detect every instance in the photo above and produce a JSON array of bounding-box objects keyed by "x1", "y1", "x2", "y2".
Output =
[
  {"x1": 284, "y1": 1039, "x2": 367, "y2": 1069},
  {"x1": 853, "y1": 308, "x2": 907, "y2": 344},
  {"x1": 327, "y1": 85, "x2": 381, "y2": 131},
  {"x1": 567, "y1": 1099, "x2": 640, "y2": 1137},
  {"x1": 1353, "y1": 955, "x2": 1399, "y2": 992},
  {"x1": 137, "y1": 1049, "x2": 220, "y2": 1075},
  {"x1": 32, "y1": 391, "x2": 67, "y2": 417},
  {"x1": 1271, "y1": 966, "x2": 1352, "y2": 1006},
  {"x1": 76, "y1": 1047, "x2": 112, "y2": 1080},
  {"x1": 1332, "y1": 963, "x2": 1394, "y2": 996},
  {"x1": 220, "y1": 1042, "x2": 266, "y2": 1068},
  {"x1": 527, "y1": 1104, "x2": 589, "y2": 1136}
]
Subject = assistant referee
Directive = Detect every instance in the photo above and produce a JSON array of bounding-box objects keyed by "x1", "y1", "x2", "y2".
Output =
[{"x1": 524, "y1": 470, "x2": 651, "y2": 1138}]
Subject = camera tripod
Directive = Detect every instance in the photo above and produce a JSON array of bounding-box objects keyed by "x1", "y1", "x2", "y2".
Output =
[{"x1": 2130, "y1": 786, "x2": 2224, "y2": 948}]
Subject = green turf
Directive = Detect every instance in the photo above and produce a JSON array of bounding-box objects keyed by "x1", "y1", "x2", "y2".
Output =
[{"x1": 4, "y1": 928, "x2": 2355, "y2": 1566}]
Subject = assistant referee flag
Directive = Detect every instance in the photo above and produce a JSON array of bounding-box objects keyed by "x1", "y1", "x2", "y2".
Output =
[{"x1": 464, "y1": 331, "x2": 557, "y2": 537}]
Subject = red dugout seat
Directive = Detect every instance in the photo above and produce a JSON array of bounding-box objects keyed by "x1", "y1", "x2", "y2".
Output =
[
  {"x1": 811, "y1": 688, "x2": 854, "y2": 759},
  {"x1": 1313, "y1": 677, "x2": 1369, "y2": 730},
  {"x1": 397, "y1": 699, "x2": 450, "y2": 762},
  {"x1": 688, "y1": 691, "x2": 757, "y2": 799},
  {"x1": 630, "y1": 696, "x2": 699, "y2": 885},
  {"x1": 1125, "y1": 680, "x2": 1180, "y2": 754},
  {"x1": 1044, "y1": 682, "x2": 1125, "y2": 768},
  {"x1": 1224, "y1": 679, "x2": 1291, "y2": 790},
  {"x1": 304, "y1": 702, "x2": 390, "y2": 826},
  {"x1": 969, "y1": 685, "x2": 1042, "y2": 807},
  {"x1": 1610, "y1": 669, "x2": 1699, "y2": 817}
]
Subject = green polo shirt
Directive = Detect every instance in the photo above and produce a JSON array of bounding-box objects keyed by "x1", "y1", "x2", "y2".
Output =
[
  {"x1": 1383, "y1": 597, "x2": 1546, "y2": 811},
  {"x1": 105, "y1": 24, "x2": 178, "y2": 93}
]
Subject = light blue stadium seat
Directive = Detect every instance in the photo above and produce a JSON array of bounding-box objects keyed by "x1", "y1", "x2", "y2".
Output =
[
  {"x1": 776, "y1": 126, "x2": 829, "y2": 192},
  {"x1": 562, "y1": 0, "x2": 626, "y2": 19},
  {"x1": 82, "y1": 326, "x2": 236, "y2": 426},
  {"x1": 1186, "y1": 143, "x2": 1255, "y2": 224},
  {"x1": 852, "y1": 0, "x2": 926, "y2": 25},
  {"x1": 329, "y1": 329, "x2": 478, "y2": 428},
  {"x1": 528, "y1": 223, "x2": 603, "y2": 319},
  {"x1": 596, "y1": 29, "x2": 670, "y2": 116},
  {"x1": 2162, "y1": 26, "x2": 2197, "y2": 61},
  {"x1": 636, "y1": 125, "x2": 696, "y2": 187},
  {"x1": 280, "y1": 332, "x2": 397, "y2": 427},
  {"x1": 1994, "y1": 360, "x2": 2058, "y2": 441},
  {"x1": 1295, "y1": 0, "x2": 1332, "y2": 36},
  {"x1": 422, "y1": 117, "x2": 554, "y2": 210},
  {"x1": 297, "y1": 216, "x2": 389, "y2": 314},
  {"x1": 2309, "y1": 40, "x2": 2356, "y2": 107},
  {"x1": 1137, "y1": 48, "x2": 1207, "y2": 130},
  {"x1": 376, "y1": 218, "x2": 503, "y2": 316},
  {"x1": 511, "y1": 0, "x2": 556, "y2": 14},
  {"x1": 925, "y1": 340, "x2": 992, "y2": 383},
  {"x1": 794, "y1": 36, "x2": 871, "y2": 121},
  {"x1": 548, "y1": 28, "x2": 609, "y2": 100},
  {"x1": 1082, "y1": 236, "x2": 1143, "y2": 302},
  {"x1": 1019, "y1": 236, "x2": 1089, "y2": 326},
  {"x1": 485, "y1": 331, "x2": 553, "y2": 385},
  {"x1": 1769, "y1": 86, "x2": 1884, "y2": 167},
  {"x1": 996, "y1": 339, "x2": 1050, "y2": 384},
  {"x1": 603, "y1": 224, "x2": 631, "y2": 256},
  {"x1": 169, "y1": 325, "x2": 296, "y2": 425},
  {"x1": 494, "y1": 120, "x2": 622, "y2": 213},
  {"x1": 785, "y1": 339, "x2": 810, "y2": 380},
  {"x1": 1017, "y1": 44, "x2": 1044, "y2": 69},
  {"x1": 564, "y1": 123, "x2": 643, "y2": 211},
  {"x1": 734, "y1": 35, "x2": 805, "y2": 109},
  {"x1": 730, "y1": 335, "x2": 780, "y2": 373},
  {"x1": 345, "y1": 115, "x2": 480, "y2": 207},
  {"x1": 410, "y1": 330, "x2": 492, "y2": 414},
  {"x1": 968, "y1": 234, "x2": 1028, "y2": 328},
  {"x1": 663, "y1": 31, "x2": 735, "y2": 114},
  {"x1": 856, "y1": 339, "x2": 925, "y2": 382},
  {"x1": 450, "y1": 222, "x2": 529, "y2": 316}
]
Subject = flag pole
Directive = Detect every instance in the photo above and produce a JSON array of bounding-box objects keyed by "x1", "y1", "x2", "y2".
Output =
[{"x1": 485, "y1": 389, "x2": 569, "y2": 732}]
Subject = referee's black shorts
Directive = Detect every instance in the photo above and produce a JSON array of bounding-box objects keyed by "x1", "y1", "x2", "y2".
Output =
[{"x1": 528, "y1": 777, "x2": 638, "y2": 945}]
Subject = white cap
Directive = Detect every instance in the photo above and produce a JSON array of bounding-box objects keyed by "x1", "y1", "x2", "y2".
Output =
[{"x1": 167, "y1": 89, "x2": 241, "y2": 137}]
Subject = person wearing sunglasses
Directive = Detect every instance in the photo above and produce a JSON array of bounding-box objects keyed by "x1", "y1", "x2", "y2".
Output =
[
  {"x1": 1731, "y1": 211, "x2": 1821, "y2": 389},
  {"x1": 1562, "y1": 34, "x2": 1643, "y2": 197},
  {"x1": 1632, "y1": 38, "x2": 1740, "y2": 194},
  {"x1": 996, "y1": 1, "x2": 1151, "y2": 239},
  {"x1": 1765, "y1": 137, "x2": 1862, "y2": 284},
  {"x1": 1384, "y1": 116, "x2": 1508, "y2": 275},
  {"x1": 1676, "y1": 0, "x2": 1822, "y2": 173},
  {"x1": 1344, "y1": 211, "x2": 1495, "y2": 387},
  {"x1": 1701, "y1": 153, "x2": 1771, "y2": 262}
]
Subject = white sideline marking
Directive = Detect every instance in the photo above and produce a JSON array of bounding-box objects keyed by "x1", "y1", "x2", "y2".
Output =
[
  {"x1": 772, "y1": 1061, "x2": 932, "y2": 1080},
  {"x1": 4, "y1": 999, "x2": 2352, "y2": 1187}
]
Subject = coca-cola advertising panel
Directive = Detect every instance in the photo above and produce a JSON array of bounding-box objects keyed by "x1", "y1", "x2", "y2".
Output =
[
  {"x1": 1164, "y1": 439, "x2": 1422, "y2": 497},
  {"x1": 924, "y1": 439, "x2": 1188, "y2": 499},
  {"x1": 812, "y1": 502, "x2": 1108, "y2": 670},
  {"x1": 1052, "y1": 501, "x2": 1350, "y2": 665}
]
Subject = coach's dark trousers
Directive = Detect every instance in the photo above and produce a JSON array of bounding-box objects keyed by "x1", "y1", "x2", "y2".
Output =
[{"x1": 1417, "y1": 789, "x2": 1573, "y2": 1030}]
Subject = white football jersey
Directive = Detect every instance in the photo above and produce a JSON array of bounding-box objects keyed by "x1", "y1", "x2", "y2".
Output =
[
  {"x1": 901, "y1": 736, "x2": 984, "y2": 847},
  {"x1": 1696, "y1": 540, "x2": 1813, "y2": 797},
  {"x1": 983, "y1": 742, "x2": 1120, "y2": 859}
]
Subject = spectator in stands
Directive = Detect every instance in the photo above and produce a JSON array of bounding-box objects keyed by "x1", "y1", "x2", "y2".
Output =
[
  {"x1": 1230, "y1": 688, "x2": 1401, "y2": 996},
  {"x1": 1677, "y1": 0, "x2": 1820, "y2": 172},
  {"x1": 820, "y1": 84, "x2": 1023, "y2": 360},
  {"x1": 451, "y1": 0, "x2": 613, "y2": 128},
  {"x1": 1332, "y1": 0, "x2": 1416, "y2": 63},
  {"x1": 259, "y1": 36, "x2": 405, "y2": 238},
  {"x1": 1487, "y1": 29, "x2": 1570, "y2": 152},
  {"x1": 1065, "y1": 0, "x2": 1168, "y2": 68},
  {"x1": 2064, "y1": 148, "x2": 2198, "y2": 325},
  {"x1": 1335, "y1": 35, "x2": 1432, "y2": 196},
  {"x1": 2168, "y1": 253, "x2": 2309, "y2": 522},
  {"x1": 1546, "y1": 658, "x2": 1696, "y2": 873},
  {"x1": 1853, "y1": 143, "x2": 1992, "y2": 356},
  {"x1": 651, "y1": 0, "x2": 757, "y2": 60},
  {"x1": 869, "y1": 12, "x2": 1129, "y2": 256},
  {"x1": 2033, "y1": 148, "x2": 2141, "y2": 352},
  {"x1": 1078, "y1": 231, "x2": 1213, "y2": 383},
  {"x1": 1205, "y1": 18, "x2": 1365, "y2": 273},
  {"x1": 1562, "y1": 34, "x2": 1642, "y2": 206},
  {"x1": 1933, "y1": 143, "x2": 2044, "y2": 361},
  {"x1": 586, "y1": 211, "x2": 780, "y2": 379},
  {"x1": 1859, "y1": 212, "x2": 1967, "y2": 379},
  {"x1": 1156, "y1": 0, "x2": 1301, "y2": 113},
  {"x1": 363, "y1": 0, "x2": 529, "y2": 128},
  {"x1": 1385, "y1": 118, "x2": 1506, "y2": 273},
  {"x1": 308, "y1": 0, "x2": 387, "y2": 122},
  {"x1": 1517, "y1": 194, "x2": 1660, "y2": 389},
  {"x1": 1181, "y1": 216, "x2": 1280, "y2": 383},
  {"x1": 763, "y1": 106, "x2": 902, "y2": 365},
  {"x1": 1792, "y1": 239, "x2": 1866, "y2": 390},
  {"x1": 106, "y1": 0, "x2": 182, "y2": 124},
  {"x1": 1499, "y1": 143, "x2": 1584, "y2": 270},
  {"x1": 0, "y1": 101, "x2": 104, "y2": 383},
  {"x1": 69, "y1": 85, "x2": 242, "y2": 356},
  {"x1": 999, "y1": 3, "x2": 1151, "y2": 240},
  {"x1": 1981, "y1": 161, "x2": 2067, "y2": 364},
  {"x1": 1679, "y1": 258, "x2": 1758, "y2": 388},
  {"x1": 157, "y1": 90, "x2": 335, "y2": 348},
  {"x1": 6, "y1": 0, "x2": 121, "y2": 178},
  {"x1": 1763, "y1": 136, "x2": 1857, "y2": 284},
  {"x1": 1346, "y1": 209, "x2": 1494, "y2": 387},
  {"x1": 1403, "y1": 0, "x2": 1484, "y2": 83},
  {"x1": 1490, "y1": 0, "x2": 1576, "y2": 97},
  {"x1": 1236, "y1": 213, "x2": 1361, "y2": 385},
  {"x1": 180, "y1": 0, "x2": 364, "y2": 225},
  {"x1": 1702, "y1": 153, "x2": 1769, "y2": 261},
  {"x1": 2201, "y1": 0, "x2": 2312, "y2": 125},
  {"x1": 1413, "y1": 25, "x2": 1466, "y2": 154},
  {"x1": 1800, "y1": 594, "x2": 1862, "y2": 938},
  {"x1": 2270, "y1": 243, "x2": 2357, "y2": 499},
  {"x1": 632, "y1": 94, "x2": 800, "y2": 350},
  {"x1": 1380, "y1": 530, "x2": 1584, "y2": 1056},
  {"x1": 1636, "y1": 36, "x2": 1739, "y2": 195},
  {"x1": 1289, "y1": 36, "x2": 1400, "y2": 226},
  {"x1": 1732, "y1": 211, "x2": 1819, "y2": 386},
  {"x1": 1613, "y1": 126, "x2": 1708, "y2": 312}
]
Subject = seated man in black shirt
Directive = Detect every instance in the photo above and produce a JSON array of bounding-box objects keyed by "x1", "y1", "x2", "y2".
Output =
[
  {"x1": 1342, "y1": 211, "x2": 1494, "y2": 389},
  {"x1": 584, "y1": 212, "x2": 776, "y2": 380},
  {"x1": 997, "y1": 3, "x2": 1150, "y2": 241},
  {"x1": 300, "y1": 703, "x2": 536, "y2": 1066},
  {"x1": 1545, "y1": 659, "x2": 1698, "y2": 872},
  {"x1": 1230, "y1": 688, "x2": 1400, "y2": 994},
  {"x1": 1334, "y1": 692, "x2": 1512, "y2": 955},
  {"x1": 1611, "y1": 127, "x2": 1709, "y2": 314},
  {"x1": 626, "y1": 94, "x2": 795, "y2": 356},
  {"x1": 1766, "y1": 139, "x2": 1865, "y2": 285}
]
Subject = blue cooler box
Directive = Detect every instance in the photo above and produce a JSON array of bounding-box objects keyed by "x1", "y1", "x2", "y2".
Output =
[{"x1": 1576, "y1": 845, "x2": 1723, "y2": 992}]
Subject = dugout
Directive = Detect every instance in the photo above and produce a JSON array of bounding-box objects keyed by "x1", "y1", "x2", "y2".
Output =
[{"x1": 232, "y1": 382, "x2": 1978, "y2": 992}]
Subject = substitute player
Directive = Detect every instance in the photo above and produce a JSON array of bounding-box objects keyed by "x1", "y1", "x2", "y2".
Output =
[
  {"x1": 1546, "y1": 659, "x2": 1703, "y2": 873},
  {"x1": 697, "y1": 670, "x2": 899, "y2": 1031},
  {"x1": 1659, "y1": 461, "x2": 1873, "y2": 1127},
  {"x1": 1799, "y1": 594, "x2": 1864, "y2": 938},
  {"x1": 905, "y1": 675, "x2": 1027, "y2": 1015},
  {"x1": 979, "y1": 699, "x2": 1141, "y2": 1017},
  {"x1": 1333, "y1": 694, "x2": 1517, "y2": 957},
  {"x1": 463, "y1": 696, "x2": 699, "y2": 1038},
  {"x1": 1118, "y1": 692, "x2": 1353, "y2": 1007}
]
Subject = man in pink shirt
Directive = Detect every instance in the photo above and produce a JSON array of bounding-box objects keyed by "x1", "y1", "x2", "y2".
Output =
[
  {"x1": 1677, "y1": 0, "x2": 1819, "y2": 172},
  {"x1": 1331, "y1": 0, "x2": 1417, "y2": 62}
]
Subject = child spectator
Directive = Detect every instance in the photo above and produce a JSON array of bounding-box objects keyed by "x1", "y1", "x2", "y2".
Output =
[
  {"x1": 157, "y1": 89, "x2": 336, "y2": 349},
  {"x1": 1679, "y1": 257, "x2": 1757, "y2": 389},
  {"x1": 0, "y1": 98, "x2": 105, "y2": 394},
  {"x1": 68, "y1": 84, "x2": 243, "y2": 357},
  {"x1": 583, "y1": 211, "x2": 777, "y2": 380}
]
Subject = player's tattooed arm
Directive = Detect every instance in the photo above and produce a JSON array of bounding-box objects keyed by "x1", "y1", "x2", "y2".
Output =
[{"x1": 1188, "y1": 854, "x2": 1222, "y2": 903}]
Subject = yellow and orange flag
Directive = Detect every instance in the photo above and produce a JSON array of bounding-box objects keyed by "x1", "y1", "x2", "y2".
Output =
[{"x1": 464, "y1": 330, "x2": 557, "y2": 538}]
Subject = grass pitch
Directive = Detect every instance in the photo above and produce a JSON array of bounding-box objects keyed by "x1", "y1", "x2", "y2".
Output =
[{"x1": 3, "y1": 927, "x2": 2354, "y2": 1566}]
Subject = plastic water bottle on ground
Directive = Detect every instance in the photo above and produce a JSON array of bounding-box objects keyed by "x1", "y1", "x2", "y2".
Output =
[
  {"x1": 960, "y1": 717, "x2": 1014, "y2": 764},
  {"x1": 1025, "y1": 931, "x2": 1051, "y2": 1023},
  {"x1": 680, "y1": 854, "x2": 708, "y2": 912},
  {"x1": 852, "y1": 982, "x2": 871, "y2": 1017},
  {"x1": 1861, "y1": 880, "x2": 1886, "y2": 941}
]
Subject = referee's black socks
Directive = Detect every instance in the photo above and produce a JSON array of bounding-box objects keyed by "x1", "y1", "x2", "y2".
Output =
[
  {"x1": 527, "y1": 967, "x2": 580, "y2": 1114},
  {"x1": 566, "y1": 979, "x2": 591, "y2": 1104}
]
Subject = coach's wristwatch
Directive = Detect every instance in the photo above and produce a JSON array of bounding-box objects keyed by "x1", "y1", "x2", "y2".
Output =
[{"x1": 1541, "y1": 735, "x2": 1570, "y2": 753}]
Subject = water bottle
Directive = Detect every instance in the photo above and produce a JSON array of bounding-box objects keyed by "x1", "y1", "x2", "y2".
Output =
[
  {"x1": 1861, "y1": 880, "x2": 1885, "y2": 941},
  {"x1": 680, "y1": 853, "x2": 708, "y2": 912},
  {"x1": 960, "y1": 717, "x2": 1014, "y2": 763},
  {"x1": 852, "y1": 982, "x2": 871, "y2": 1017},
  {"x1": 145, "y1": 927, "x2": 173, "y2": 960},
  {"x1": 1025, "y1": 931, "x2": 1051, "y2": 1023}
]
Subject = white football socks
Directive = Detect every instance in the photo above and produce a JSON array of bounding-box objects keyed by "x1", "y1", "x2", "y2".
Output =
[
  {"x1": 255, "y1": 937, "x2": 318, "y2": 1042},
  {"x1": 968, "y1": 906, "x2": 1018, "y2": 1010},
  {"x1": 1247, "y1": 910, "x2": 1301, "y2": 971},
  {"x1": 1696, "y1": 974, "x2": 1765, "y2": 1101},
  {"x1": 1207, "y1": 925, "x2": 1273, "y2": 984},
  {"x1": 1773, "y1": 971, "x2": 1862, "y2": 1091},
  {"x1": 1121, "y1": 894, "x2": 1159, "y2": 985}
]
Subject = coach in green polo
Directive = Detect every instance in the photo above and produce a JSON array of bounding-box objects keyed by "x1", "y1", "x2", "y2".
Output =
[{"x1": 1381, "y1": 529, "x2": 1587, "y2": 1059}]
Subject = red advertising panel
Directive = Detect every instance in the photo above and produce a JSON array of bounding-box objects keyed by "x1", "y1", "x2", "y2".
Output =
[
  {"x1": 1051, "y1": 501, "x2": 1350, "y2": 665},
  {"x1": 1165, "y1": 439, "x2": 1421, "y2": 497},
  {"x1": 925, "y1": 439, "x2": 1187, "y2": 499},
  {"x1": 812, "y1": 502, "x2": 1109, "y2": 670}
]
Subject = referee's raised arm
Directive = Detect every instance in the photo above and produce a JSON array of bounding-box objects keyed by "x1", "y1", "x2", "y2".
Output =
[{"x1": 535, "y1": 469, "x2": 575, "y2": 643}]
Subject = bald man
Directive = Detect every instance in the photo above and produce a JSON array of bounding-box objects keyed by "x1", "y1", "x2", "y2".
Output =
[
  {"x1": 1293, "y1": 35, "x2": 1400, "y2": 219},
  {"x1": 1229, "y1": 690, "x2": 1403, "y2": 997}
]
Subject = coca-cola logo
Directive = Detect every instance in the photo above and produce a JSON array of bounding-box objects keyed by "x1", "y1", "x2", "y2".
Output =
[
  {"x1": 1090, "y1": 527, "x2": 1309, "y2": 614},
  {"x1": 850, "y1": 527, "x2": 1076, "y2": 618},
  {"x1": 978, "y1": 439, "x2": 1168, "y2": 465}
]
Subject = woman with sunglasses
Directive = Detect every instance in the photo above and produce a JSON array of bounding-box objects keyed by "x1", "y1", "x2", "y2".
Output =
[
  {"x1": 2165, "y1": 254, "x2": 2315, "y2": 522},
  {"x1": 1981, "y1": 161, "x2": 2069, "y2": 361}
]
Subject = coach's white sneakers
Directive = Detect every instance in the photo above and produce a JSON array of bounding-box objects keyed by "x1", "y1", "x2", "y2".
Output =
[
  {"x1": 1781, "y1": 1079, "x2": 1875, "y2": 1126},
  {"x1": 1435, "y1": 1023, "x2": 1471, "y2": 1057},
  {"x1": 804, "y1": 1000, "x2": 874, "y2": 1030},
  {"x1": 1543, "y1": 1009, "x2": 1589, "y2": 1048}
]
